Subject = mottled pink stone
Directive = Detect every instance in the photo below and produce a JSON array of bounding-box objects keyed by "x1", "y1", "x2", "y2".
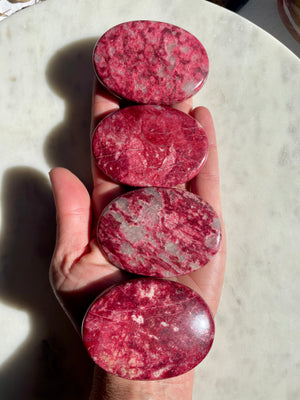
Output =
[
  {"x1": 82, "y1": 278, "x2": 214, "y2": 380},
  {"x1": 97, "y1": 187, "x2": 222, "y2": 277},
  {"x1": 92, "y1": 105, "x2": 208, "y2": 187},
  {"x1": 93, "y1": 20, "x2": 209, "y2": 105}
]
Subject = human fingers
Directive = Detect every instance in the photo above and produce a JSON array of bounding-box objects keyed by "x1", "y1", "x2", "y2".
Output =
[
  {"x1": 172, "y1": 96, "x2": 193, "y2": 114},
  {"x1": 49, "y1": 167, "x2": 92, "y2": 287},
  {"x1": 190, "y1": 106, "x2": 222, "y2": 216},
  {"x1": 179, "y1": 107, "x2": 226, "y2": 316},
  {"x1": 90, "y1": 79, "x2": 120, "y2": 133}
]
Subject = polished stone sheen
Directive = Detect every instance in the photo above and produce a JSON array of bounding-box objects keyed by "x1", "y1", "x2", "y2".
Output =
[
  {"x1": 82, "y1": 278, "x2": 214, "y2": 380},
  {"x1": 92, "y1": 105, "x2": 208, "y2": 187},
  {"x1": 93, "y1": 20, "x2": 209, "y2": 105},
  {"x1": 97, "y1": 187, "x2": 222, "y2": 277}
]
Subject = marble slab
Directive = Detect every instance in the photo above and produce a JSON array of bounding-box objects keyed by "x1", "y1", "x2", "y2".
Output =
[{"x1": 0, "y1": 0, "x2": 299, "y2": 399}]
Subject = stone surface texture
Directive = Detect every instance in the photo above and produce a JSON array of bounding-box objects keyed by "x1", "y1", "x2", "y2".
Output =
[
  {"x1": 93, "y1": 20, "x2": 209, "y2": 105},
  {"x1": 82, "y1": 278, "x2": 214, "y2": 380},
  {"x1": 92, "y1": 105, "x2": 208, "y2": 187},
  {"x1": 97, "y1": 187, "x2": 222, "y2": 277}
]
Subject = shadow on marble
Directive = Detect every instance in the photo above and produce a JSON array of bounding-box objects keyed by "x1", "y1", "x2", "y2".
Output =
[
  {"x1": 0, "y1": 36, "x2": 135, "y2": 400},
  {"x1": 0, "y1": 167, "x2": 93, "y2": 399},
  {"x1": 44, "y1": 37, "x2": 99, "y2": 193}
]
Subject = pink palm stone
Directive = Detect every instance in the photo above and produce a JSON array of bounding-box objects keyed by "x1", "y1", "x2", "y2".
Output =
[
  {"x1": 92, "y1": 105, "x2": 208, "y2": 187},
  {"x1": 97, "y1": 187, "x2": 222, "y2": 277},
  {"x1": 93, "y1": 20, "x2": 209, "y2": 105},
  {"x1": 82, "y1": 278, "x2": 214, "y2": 380}
]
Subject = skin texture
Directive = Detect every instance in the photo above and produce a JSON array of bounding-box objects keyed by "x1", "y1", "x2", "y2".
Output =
[{"x1": 49, "y1": 80, "x2": 226, "y2": 400}]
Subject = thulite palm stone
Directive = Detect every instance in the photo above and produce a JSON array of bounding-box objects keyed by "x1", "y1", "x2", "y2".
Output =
[
  {"x1": 92, "y1": 105, "x2": 208, "y2": 187},
  {"x1": 93, "y1": 20, "x2": 209, "y2": 105},
  {"x1": 82, "y1": 278, "x2": 214, "y2": 380},
  {"x1": 97, "y1": 187, "x2": 222, "y2": 277}
]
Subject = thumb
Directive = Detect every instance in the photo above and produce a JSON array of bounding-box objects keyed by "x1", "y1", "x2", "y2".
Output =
[{"x1": 49, "y1": 167, "x2": 92, "y2": 264}]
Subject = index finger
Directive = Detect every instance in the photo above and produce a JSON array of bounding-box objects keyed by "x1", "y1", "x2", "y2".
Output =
[
  {"x1": 190, "y1": 106, "x2": 222, "y2": 218},
  {"x1": 181, "y1": 106, "x2": 226, "y2": 316}
]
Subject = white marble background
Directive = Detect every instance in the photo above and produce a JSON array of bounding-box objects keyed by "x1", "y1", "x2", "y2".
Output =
[{"x1": 0, "y1": 0, "x2": 300, "y2": 399}]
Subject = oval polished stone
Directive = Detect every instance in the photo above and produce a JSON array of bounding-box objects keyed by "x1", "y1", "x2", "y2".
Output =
[
  {"x1": 92, "y1": 105, "x2": 208, "y2": 187},
  {"x1": 97, "y1": 187, "x2": 222, "y2": 277},
  {"x1": 93, "y1": 20, "x2": 209, "y2": 105},
  {"x1": 82, "y1": 278, "x2": 214, "y2": 380}
]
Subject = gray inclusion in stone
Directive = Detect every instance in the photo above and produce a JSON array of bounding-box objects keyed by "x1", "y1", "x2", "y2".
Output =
[
  {"x1": 165, "y1": 241, "x2": 179, "y2": 255},
  {"x1": 121, "y1": 223, "x2": 147, "y2": 243},
  {"x1": 120, "y1": 242, "x2": 135, "y2": 256},
  {"x1": 205, "y1": 234, "x2": 219, "y2": 250},
  {"x1": 211, "y1": 217, "x2": 221, "y2": 231}
]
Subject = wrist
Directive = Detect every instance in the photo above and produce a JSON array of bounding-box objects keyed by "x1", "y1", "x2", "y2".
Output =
[{"x1": 89, "y1": 366, "x2": 194, "y2": 400}]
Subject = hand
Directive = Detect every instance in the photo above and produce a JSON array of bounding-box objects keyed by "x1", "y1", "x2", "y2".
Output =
[{"x1": 49, "y1": 81, "x2": 226, "y2": 400}]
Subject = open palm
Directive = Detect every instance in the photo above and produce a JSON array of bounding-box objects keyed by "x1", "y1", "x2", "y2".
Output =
[{"x1": 49, "y1": 81, "x2": 226, "y2": 398}]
